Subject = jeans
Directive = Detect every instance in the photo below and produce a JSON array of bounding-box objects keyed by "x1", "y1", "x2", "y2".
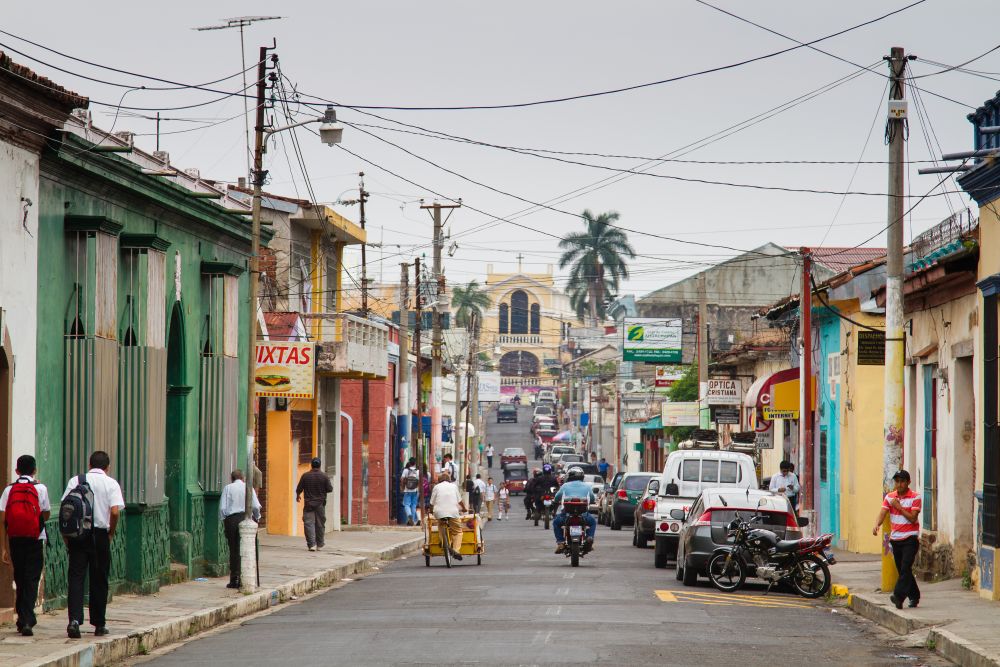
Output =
[
  {"x1": 67, "y1": 529, "x2": 111, "y2": 627},
  {"x1": 553, "y1": 511, "x2": 597, "y2": 543},
  {"x1": 891, "y1": 536, "x2": 920, "y2": 603},
  {"x1": 470, "y1": 492, "x2": 482, "y2": 514},
  {"x1": 9, "y1": 537, "x2": 43, "y2": 629},
  {"x1": 303, "y1": 503, "x2": 327, "y2": 548},
  {"x1": 487, "y1": 456, "x2": 494, "y2": 468},
  {"x1": 402, "y1": 491, "x2": 419, "y2": 524},
  {"x1": 223, "y1": 512, "x2": 245, "y2": 585}
]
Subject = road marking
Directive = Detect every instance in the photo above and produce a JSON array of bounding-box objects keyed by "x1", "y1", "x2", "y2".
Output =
[
  {"x1": 653, "y1": 589, "x2": 812, "y2": 609},
  {"x1": 563, "y1": 572, "x2": 575, "y2": 580},
  {"x1": 555, "y1": 586, "x2": 570, "y2": 596},
  {"x1": 544, "y1": 605, "x2": 563, "y2": 616}
]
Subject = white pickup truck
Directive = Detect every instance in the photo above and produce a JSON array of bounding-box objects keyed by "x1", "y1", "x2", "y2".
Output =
[{"x1": 652, "y1": 447, "x2": 757, "y2": 568}]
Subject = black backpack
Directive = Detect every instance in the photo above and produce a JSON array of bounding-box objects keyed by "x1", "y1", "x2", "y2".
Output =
[
  {"x1": 59, "y1": 474, "x2": 95, "y2": 541},
  {"x1": 403, "y1": 469, "x2": 420, "y2": 491}
]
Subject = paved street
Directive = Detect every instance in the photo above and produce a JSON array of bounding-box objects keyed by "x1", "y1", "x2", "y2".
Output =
[{"x1": 136, "y1": 412, "x2": 947, "y2": 667}]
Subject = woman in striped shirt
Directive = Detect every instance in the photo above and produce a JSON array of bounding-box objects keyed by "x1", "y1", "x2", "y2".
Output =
[{"x1": 873, "y1": 469, "x2": 921, "y2": 609}]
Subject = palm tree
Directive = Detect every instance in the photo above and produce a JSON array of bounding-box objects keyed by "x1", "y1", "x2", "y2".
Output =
[
  {"x1": 451, "y1": 280, "x2": 491, "y2": 330},
  {"x1": 558, "y1": 210, "x2": 635, "y2": 324}
]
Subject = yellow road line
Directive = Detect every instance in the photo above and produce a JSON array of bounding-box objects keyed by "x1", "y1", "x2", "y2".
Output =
[
  {"x1": 655, "y1": 590, "x2": 677, "y2": 602},
  {"x1": 654, "y1": 589, "x2": 811, "y2": 609},
  {"x1": 674, "y1": 590, "x2": 813, "y2": 607}
]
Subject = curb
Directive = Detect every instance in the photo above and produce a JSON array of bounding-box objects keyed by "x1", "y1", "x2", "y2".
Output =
[
  {"x1": 26, "y1": 536, "x2": 423, "y2": 667},
  {"x1": 847, "y1": 592, "x2": 930, "y2": 636},
  {"x1": 928, "y1": 629, "x2": 1000, "y2": 667}
]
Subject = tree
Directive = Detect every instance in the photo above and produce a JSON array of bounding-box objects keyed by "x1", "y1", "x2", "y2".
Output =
[
  {"x1": 664, "y1": 363, "x2": 699, "y2": 444},
  {"x1": 451, "y1": 280, "x2": 491, "y2": 331},
  {"x1": 558, "y1": 210, "x2": 635, "y2": 324}
]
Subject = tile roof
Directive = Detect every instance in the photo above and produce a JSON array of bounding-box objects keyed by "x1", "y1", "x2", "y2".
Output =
[
  {"x1": 0, "y1": 51, "x2": 88, "y2": 108},
  {"x1": 793, "y1": 246, "x2": 887, "y2": 273},
  {"x1": 264, "y1": 312, "x2": 303, "y2": 341}
]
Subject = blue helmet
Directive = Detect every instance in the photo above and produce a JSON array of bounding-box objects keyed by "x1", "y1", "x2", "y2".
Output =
[{"x1": 542, "y1": 463, "x2": 553, "y2": 473}]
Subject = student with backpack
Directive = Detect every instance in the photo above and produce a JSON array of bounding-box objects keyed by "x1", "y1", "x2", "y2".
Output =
[
  {"x1": 400, "y1": 458, "x2": 420, "y2": 526},
  {"x1": 59, "y1": 450, "x2": 125, "y2": 639},
  {"x1": 0, "y1": 455, "x2": 51, "y2": 636}
]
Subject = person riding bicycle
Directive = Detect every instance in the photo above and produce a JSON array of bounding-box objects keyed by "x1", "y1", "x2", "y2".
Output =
[
  {"x1": 532, "y1": 464, "x2": 560, "y2": 518},
  {"x1": 552, "y1": 466, "x2": 597, "y2": 554},
  {"x1": 523, "y1": 468, "x2": 542, "y2": 519}
]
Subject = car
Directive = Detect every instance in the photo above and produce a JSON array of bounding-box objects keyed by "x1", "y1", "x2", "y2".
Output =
[
  {"x1": 606, "y1": 472, "x2": 659, "y2": 531},
  {"x1": 632, "y1": 477, "x2": 660, "y2": 548},
  {"x1": 544, "y1": 445, "x2": 576, "y2": 465},
  {"x1": 652, "y1": 448, "x2": 757, "y2": 568},
  {"x1": 597, "y1": 471, "x2": 626, "y2": 525},
  {"x1": 555, "y1": 453, "x2": 584, "y2": 471},
  {"x1": 500, "y1": 447, "x2": 527, "y2": 470},
  {"x1": 582, "y1": 474, "x2": 605, "y2": 512},
  {"x1": 675, "y1": 488, "x2": 805, "y2": 587},
  {"x1": 503, "y1": 462, "x2": 529, "y2": 494},
  {"x1": 497, "y1": 404, "x2": 518, "y2": 423},
  {"x1": 537, "y1": 389, "x2": 556, "y2": 404},
  {"x1": 533, "y1": 404, "x2": 555, "y2": 420},
  {"x1": 537, "y1": 426, "x2": 559, "y2": 444}
]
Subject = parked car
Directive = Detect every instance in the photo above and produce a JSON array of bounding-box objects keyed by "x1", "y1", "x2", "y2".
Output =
[
  {"x1": 652, "y1": 448, "x2": 757, "y2": 568},
  {"x1": 500, "y1": 447, "x2": 527, "y2": 470},
  {"x1": 597, "y1": 471, "x2": 626, "y2": 525},
  {"x1": 582, "y1": 474, "x2": 604, "y2": 512},
  {"x1": 632, "y1": 477, "x2": 660, "y2": 548},
  {"x1": 497, "y1": 404, "x2": 518, "y2": 423},
  {"x1": 537, "y1": 389, "x2": 556, "y2": 404},
  {"x1": 543, "y1": 445, "x2": 576, "y2": 465},
  {"x1": 537, "y1": 425, "x2": 559, "y2": 444},
  {"x1": 555, "y1": 453, "x2": 584, "y2": 471},
  {"x1": 675, "y1": 488, "x2": 804, "y2": 587},
  {"x1": 606, "y1": 472, "x2": 659, "y2": 531},
  {"x1": 533, "y1": 405, "x2": 555, "y2": 420}
]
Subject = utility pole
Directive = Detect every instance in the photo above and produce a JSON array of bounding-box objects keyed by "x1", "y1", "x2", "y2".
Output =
[
  {"x1": 241, "y1": 44, "x2": 273, "y2": 594},
  {"x1": 698, "y1": 272, "x2": 710, "y2": 429},
  {"x1": 800, "y1": 249, "x2": 814, "y2": 518},
  {"x1": 421, "y1": 200, "x2": 461, "y2": 476},
  {"x1": 454, "y1": 349, "x2": 465, "y2": 489},
  {"x1": 414, "y1": 257, "x2": 424, "y2": 510},
  {"x1": 463, "y1": 314, "x2": 479, "y2": 481},
  {"x1": 883, "y1": 46, "x2": 909, "y2": 589},
  {"x1": 358, "y1": 173, "x2": 370, "y2": 525},
  {"x1": 397, "y1": 263, "x2": 410, "y2": 523}
]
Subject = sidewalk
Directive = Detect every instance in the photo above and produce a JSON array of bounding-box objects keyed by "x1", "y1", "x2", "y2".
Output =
[
  {"x1": 833, "y1": 549, "x2": 1000, "y2": 667},
  {"x1": 2, "y1": 528, "x2": 423, "y2": 667}
]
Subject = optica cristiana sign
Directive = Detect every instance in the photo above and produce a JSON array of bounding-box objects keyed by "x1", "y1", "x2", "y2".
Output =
[{"x1": 255, "y1": 341, "x2": 315, "y2": 398}]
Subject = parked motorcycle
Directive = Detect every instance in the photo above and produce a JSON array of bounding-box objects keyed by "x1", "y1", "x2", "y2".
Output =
[
  {"x1": 560, "y1": 499, "x2": 592, "y2": 567},
  {"x1": 707, "y1": 513, "x2": 836, "y2": 598}
]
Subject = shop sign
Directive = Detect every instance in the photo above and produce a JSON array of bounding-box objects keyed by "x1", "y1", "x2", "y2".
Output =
[
  {"x1": 712, "y1": 406, "x2": 740, "y2": 424},
  {"x1": 762, "y1": 408, "x2": 798, "y2": 420},
  {"x1": 857, "y1": 330, "x2": 886, "y2": 365},
  {"x1": 623, "y1": 318, "x2": 683, "y2": 362},
  {"x1": 706, "y1": 378, "x2": 741, "y2": 405},
  {"x1": 662, "y1": 401, "x2": 700, "y2": 427},
  {"x1": 255, "y1": 341, "x2": 315, "y2": 398},
  {"x1": 754, "y1": 429, "x2": 774, "y2": 449},
  {"x1": 654, "y1": 364, "x2": 687, "y2": 388}
]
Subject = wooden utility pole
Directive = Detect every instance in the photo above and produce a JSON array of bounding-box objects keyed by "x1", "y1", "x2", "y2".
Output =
[
  {"x1": 882, "y1": 46, "x2": 909, "y2": 589},
  {"x1": 800, "y1": 249, "x2": 814, "y2": 514},
  {"x1": 397, "y1": 263, "x2": 410, "y2": 522},
  {"x1": 464, "y1": 314, "x2": 480, "y2": 477},
  {"x1": 414, "y1": 258, "x2": 424, "y2": 509},
  {"x1": 358, "y1": 173, "x2": 370, "y2": 525},
  {"x1": 698, "y1": 272, "x2": 710, "y2": 429}
]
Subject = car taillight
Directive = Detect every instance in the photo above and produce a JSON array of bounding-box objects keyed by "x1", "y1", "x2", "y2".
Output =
[
  {"x1": 785, "y1": 513, "x2": 799, "y2": 529},
  {"x1": 659, "y1": 522, "x2": 670, "y2": 532},
  {"x1": 617, "y1": 489, "x2": 628, "y2": 500},
  {"x1": 641, "y1": 498, "x2": 656, "y2": 511},
  {"x1": 691, "y1": 511, "x2": 713, "y2": 527}
]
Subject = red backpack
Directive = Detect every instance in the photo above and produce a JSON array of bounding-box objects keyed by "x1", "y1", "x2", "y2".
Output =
[{"x1": 4, "y1": 478, "x2": 41, "y2": 539}]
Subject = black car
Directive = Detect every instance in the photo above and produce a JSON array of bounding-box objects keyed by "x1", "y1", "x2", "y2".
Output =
[{"x1": 497, "y1": 404, "x2": 518, "y2": 423}]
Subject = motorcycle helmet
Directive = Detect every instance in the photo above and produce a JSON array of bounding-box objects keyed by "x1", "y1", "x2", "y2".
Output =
[
  {"x1": 542, "y1": 463, "x2": 553, "y2": 474},
  {"x1": 566, "y1": 466, "x2": 584, "y2": 481}
]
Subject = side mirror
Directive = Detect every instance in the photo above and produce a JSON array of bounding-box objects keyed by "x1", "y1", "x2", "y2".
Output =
[
  {"x1": 797, "y1": 516, "x2": 810, "y2": 527},
  {"x1": 669, "y1": 508, "x2": 686, "y2": 521},
  {"x1": 647, "y1": 479, "x2": 660, "y2": 493}
]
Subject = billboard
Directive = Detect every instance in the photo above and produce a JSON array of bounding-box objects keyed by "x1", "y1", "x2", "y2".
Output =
[
  {"x1": 255, "y1": 341, "x2": 315, "y2": 398},
  {"x1": 655, "y1": 364, "x2": 687, "y2": 388},
  {"x1": 706, "y1": 378, "x2": 741, "y2": 405},
  {"x1": 662, "y1": 402, "x2": 700, "y2": 427},
  {"x1": 478, "y1": 372, "x2": 501, "y2": 402},
  {"x1": 623, "y1": 318, "x2": 683, "y2": 362}
]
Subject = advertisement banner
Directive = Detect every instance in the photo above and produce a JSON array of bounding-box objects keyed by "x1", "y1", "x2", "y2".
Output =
[
  {"x1": 623, "y1": 318, "x2": 683, "y2": 362},
  {"x1": 255, "y1": 341, "x2": 315, "y2": 398},
  {"x1": 662, "y1": 402, "x2": 700, "y2": 427},
  {"x1": 706, "y1": 378, "x2": 742, "y2": 405},
  {"x1": 477, "y1": 372, "x2": 501, "y2": 402},
  {"x1": 654, "y1": 364, "x2": 687, "y2": 388}
]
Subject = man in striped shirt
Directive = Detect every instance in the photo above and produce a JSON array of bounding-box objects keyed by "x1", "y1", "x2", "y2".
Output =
[{"x1": 873, "y1": 469, "x2": 921, "y2": 609}]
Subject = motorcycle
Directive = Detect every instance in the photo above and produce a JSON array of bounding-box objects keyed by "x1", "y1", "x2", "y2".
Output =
[
  {"x1": 707, "y1": 512, "x2": 836, "y2": 598},
  {"x1": 560, "y1": 499, "x2": 592, "y2": 567},
  {"x1": 534, "y1": 487, "x2": 557, "y2": 529}
]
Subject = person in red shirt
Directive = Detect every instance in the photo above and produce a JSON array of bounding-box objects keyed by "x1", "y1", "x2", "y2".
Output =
[{"x1": 873, "y1": 469, "x2": 922, "y2": 609}]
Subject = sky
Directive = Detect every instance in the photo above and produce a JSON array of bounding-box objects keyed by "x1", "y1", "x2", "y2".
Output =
[{"x1": 6, "y1": 0, "x2": 999, "y2": 301}]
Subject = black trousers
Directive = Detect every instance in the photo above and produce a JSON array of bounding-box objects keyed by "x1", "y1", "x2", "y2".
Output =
[
  {"x1": 67, "y1": 528, "x2": 111, "y2": 627},
  {"x1": 891, "y1": 536, "x2": 920, "y2": 603},
  {"x1": 9, "y1": 537, "x2": 43, "y2": 628},
  {"x1": 224, "y1": 512, "x2": 245, "y2": 584}
]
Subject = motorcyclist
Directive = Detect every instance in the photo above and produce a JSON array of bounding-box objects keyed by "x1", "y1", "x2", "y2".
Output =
[
  {"x1": 532, "y1": 464, "x2": 560, "y2": 519},
  {"x1": 553, "y1": 466, "x2": 597, "y2": 554},
  {"x1": 523, "y1": 468, "x2": 542, "y2": 519}
]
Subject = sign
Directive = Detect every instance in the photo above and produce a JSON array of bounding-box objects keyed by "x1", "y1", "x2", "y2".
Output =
[
  {"x1": 762, "y1": 408, "x2": 798, "y2": 420},
  {"x1": 255, "y1": 341, "x2": 315, "y2": 398},
  {"x1": 754, "y1": 429, "x2": 774, "y2": 450},
  {"x1": 706, "y1": 378, "x2": 741, "y2": 405},
  {"x1": 580, "y1": 412, "x2": 590, "y2": 427},
  {"x1": 478, "y1": 372, "x2": 501, "y2": 402},
  {"x1": 857, "y1": 330, "x2": 886, "y2": 366},
  {"x1": 655, "y1": 364, "x2": 687, "y2": 388},
  {"x1": 712, "y1": 406, "x2": 740, "y2": 424},
  {"x1": 662, "y1": 402, "x2": 700, "y2": 427},
  {"x1": 623, "y1": 318, "x2": 683, "y2": 363}
]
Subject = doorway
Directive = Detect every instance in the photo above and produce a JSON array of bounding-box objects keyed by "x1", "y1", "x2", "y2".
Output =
[
  {"x1": 165, "y1": 304, "x2": 187, "y2": 536},
  {"x1": 0, "y1": 325, "x2": 14, "y2": 609}
]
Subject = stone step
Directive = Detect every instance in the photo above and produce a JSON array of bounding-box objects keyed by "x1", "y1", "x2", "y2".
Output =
[{"x1": 163, "y1": 562, "x2": 190, "y2": 586}]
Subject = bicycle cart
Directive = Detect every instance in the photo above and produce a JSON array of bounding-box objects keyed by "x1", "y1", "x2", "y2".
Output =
[{"x1": 423, "y1": 513, "x2": 485, "y2": 567}]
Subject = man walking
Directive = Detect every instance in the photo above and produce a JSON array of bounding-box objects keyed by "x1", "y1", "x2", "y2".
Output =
[
  {"x1": 296, "y1": 457, "x2": 333, "y2": 551},
  {"x1": 0, "y1": 455, "x2": 50, "y2": 636},
  {"x1": 485, "y1": 443, "x2": 495, "y2": 469},
  {"x1": 436, "y1": 453, "x2": 457, "y2": 482},
  {"x1": 400, "y1": 457, "x2": 420, "y2": 526},
  {"x1": 769, "y1": 460, "x2": 801, "y2": 510},
  {"x1": 472, "y1": 474, "x2": 487, "y2": 516},
  {"x1": 429, "y1": 470, "x2": 467, "y2": 560},
  {"x1": 873, "y1": 469, "x2": 922, "y2": 609},
  {"x1": 61, "y1": 451, "x2": 125, "y2": 639},
  {"x1": 597, "y1": 457, "x2": 610, "y2": 480},
  {"x1": 484, "y1": 477, "x2": 498, "y2": 521},
  {"x1": 219, "y1": 470, "x2": 261, "y2": 590}
]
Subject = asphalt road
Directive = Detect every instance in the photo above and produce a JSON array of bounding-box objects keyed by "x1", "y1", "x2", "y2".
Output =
[{"x1": 138, "y1": 407, "x2": 947, "y2": 667}]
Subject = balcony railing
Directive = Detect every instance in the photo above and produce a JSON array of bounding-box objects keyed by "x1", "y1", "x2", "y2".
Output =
[
  {"x1": 304, "y1": 313, "x2": 389, "y2": 378},
  {"x1": 498, "y1": 334, "x2": 542, "y2": 345}
]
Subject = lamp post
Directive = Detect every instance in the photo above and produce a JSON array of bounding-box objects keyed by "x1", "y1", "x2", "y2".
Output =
[{"x1": 241, "y1": 46, "x2": 344, "y2": 593}]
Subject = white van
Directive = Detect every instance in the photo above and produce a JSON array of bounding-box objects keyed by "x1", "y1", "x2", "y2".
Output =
[
  {"x1": 651, "y1": 449, "x2": 757, "y2": 568},
  {"x1": 536, "y1": 389, "x2": 557, "y2": 404}
]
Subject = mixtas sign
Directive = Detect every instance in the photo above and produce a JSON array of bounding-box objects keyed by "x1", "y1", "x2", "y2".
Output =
[
  {"x1": 623, "y1": 318, "x2": 683, "y2": 362},
  {"x1": 254, "y1": 341, "x2": 316, "y2": 399}
]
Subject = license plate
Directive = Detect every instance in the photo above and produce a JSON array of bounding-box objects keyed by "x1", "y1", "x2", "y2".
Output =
[
  {"x1": 823, "y1": 549, "x2": 837, "y2": 564},
  {"x1": 569, "y1": 526, "x2": 584, "y2": 536},
  {"x1": 543, "y1": 500, "x2": 552, "y2": 507}
]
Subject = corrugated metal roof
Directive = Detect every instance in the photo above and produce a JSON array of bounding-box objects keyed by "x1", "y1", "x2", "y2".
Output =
[{"x1": 791, "y1": 247, "x2": 886, "y2": 273}]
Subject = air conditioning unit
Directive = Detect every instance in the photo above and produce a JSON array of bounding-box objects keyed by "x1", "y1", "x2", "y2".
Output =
[{"x1": 620, "y1": 379, "x2": 642, "y2": 393}]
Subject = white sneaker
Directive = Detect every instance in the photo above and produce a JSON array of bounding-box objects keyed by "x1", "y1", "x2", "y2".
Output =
[
  {"x1": 308, "y1": 546, "x2": 316, "y2": 552},
  {"x1": 316, "y1": 545, "x2": 324, "y2": 551}
]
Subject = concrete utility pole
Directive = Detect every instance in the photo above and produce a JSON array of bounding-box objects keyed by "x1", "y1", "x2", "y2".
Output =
[
  {"x1": 414, "y1": 257, "x2": 424, "y2": 509},
  {"x1": 463, "y1": 314, "x2": 479, "y2": 480},
  {"x1": 698, "y1": 272, "x2": 710, "y2": 429},
  {"x1": 240, "y1": 43, "x2": 272, "y2": 594},
  {"x1": 454, "y1": 348, "x2": 465, "y2": 487},
  {"x1": 421, "y1": 200, "x2": 461, "y2": 474},
  {"x1": 799, "y1": 249, "x2": 814, "y2": 517},
  {"x1": 358, "y1": 173, "x2": 370, "y2": 524},
  {"x1": 397, "y1": 263, "x2": 410, "y2": 522},
  {"x1": 882, "y1": 46, "x2": 909, "y2": 589}
]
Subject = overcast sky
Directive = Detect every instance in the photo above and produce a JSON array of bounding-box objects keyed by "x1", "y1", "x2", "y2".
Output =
[{"x1": 7, "y1": 1, "x2": 999, "y2": 300}]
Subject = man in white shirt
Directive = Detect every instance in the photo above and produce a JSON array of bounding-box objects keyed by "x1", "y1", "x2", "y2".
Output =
[
  {"x1": 769, "y1": 460, "x2": 800, "y2": 510},
  {"x1": 0, "y1": 455, "x2": 50, "y2": 636},
  {"x1": 61, "y1": 450, "x2": 125, "y2": 639},
  {"x1": 472, "y1": 474, "x2": 488, "y2": 516},
  {"x1": 485, "y1": 444, "x2": 495, "y2": 469},
  {"x1": 484, "y1": 477, "x2": 498, "y2": 521},
  {"x1": 428, "y1": 471, "x2": 466, "y2": 560},
  {"x1": 436, "y1": 453, "x2": 457, "y2": 483},
  {"x1": 219, "y1": 470, "x2": 261, "y2": 589}
]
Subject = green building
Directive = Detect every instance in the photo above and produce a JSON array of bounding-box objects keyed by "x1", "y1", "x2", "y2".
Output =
[{"x1": 35, "y1": 116, "x2": 262, "y2": 606}]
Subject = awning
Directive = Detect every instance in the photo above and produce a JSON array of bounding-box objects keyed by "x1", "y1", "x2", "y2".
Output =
[
  {"x1": 640, "y1": 415, "x2": 663, "y2": 430},
  {"x1": 745, "y1": 367, "x2": 800, "y2": 432}
]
